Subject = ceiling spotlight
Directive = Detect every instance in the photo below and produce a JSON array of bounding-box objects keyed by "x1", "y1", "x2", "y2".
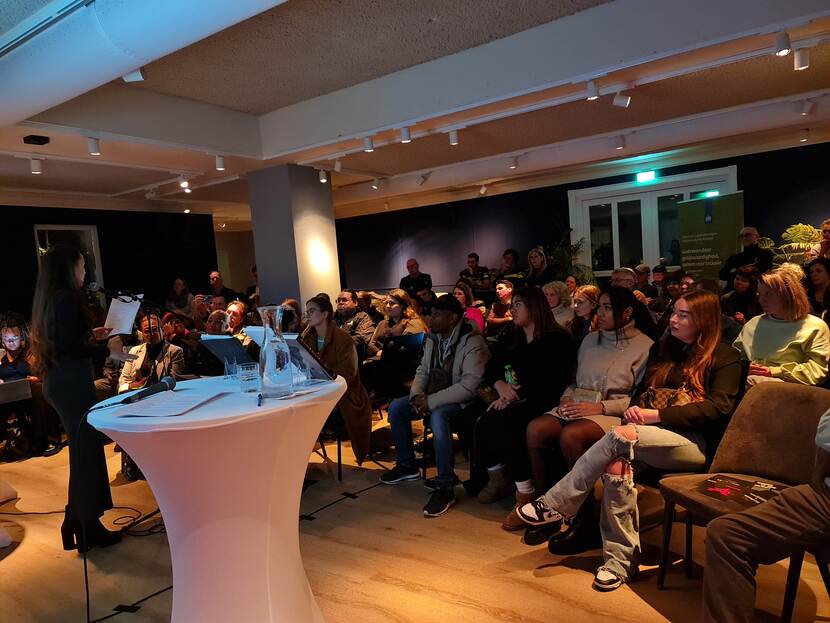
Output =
[
  {"x1": 774, "y1": 31, "x2": 791, "y2": 57},
  {"x1": 449, "y1": 129, "x2": 459, "y2": 146},
  {"x1": 87, "y1": 137, "x2": 101, "y2": 156},
  {"x1": 509, "y1": 156, "x2": 519, "y2": 170},
  {"x1": 184, "y1": 187, "x2": 192, "y2": 194},
  {"x1": 220, "y1": 222, "x2": 227, "y2": 229},
  {"x1": 799, "y1": 128, "x2": 809, "y2": 143},
  {"x1": 799, "y1": 100, "x2": 816, "y2": 116},
  {"x1": 179, "y1": 178, "x2": 189, "y2": 188},
  {"x1": 614, "y1": 135, "x2": 626, "y2": 150},
  {"x1": 363, "y1": 137, "x2": 374, "y2": 153},
  {"x1": 319, "y1": 169, "x2": 328, "y2": 184},
  {"x1": 183, "y1": 208, "x2": 191, "y2": 214},
  {"x1": 586, "y1": 80, "x2": 599, "y2": 101},
  {"x1": 416, "y1": 172, "x2": 431, "y2": 186},
  {"x1": 215, "y1": 155, "x2": 225, "y2": 171},
  {"x1": 30, "y1": 159, "x2": 42, "y2": 174},
  {"x1": 612, "y1": 93, "x2": 631, "y2": 108},
  {"x1": 145, "y1": 189, "x2": 157, "y2": 200},
  {"x1": 400, "y1": 127, "x2": 411, "y2": 144},
  {"x1": 479, "y1": 185, "x2": 487, "y2": 195},
  {"x1": 371, "y1": 178, "x2": 379, "y2": 190},
  {"x1": 794, "y1": 48, "x2": 810, "y2": 70},
  {"x1": 334, "y1": 158, "x2": 342, "y2": 172},
  {"x1": 122, "y1": 68, "x2": 145, "y2": 82}
]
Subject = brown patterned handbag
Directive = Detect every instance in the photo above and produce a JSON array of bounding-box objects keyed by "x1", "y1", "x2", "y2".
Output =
[{"x1": 637, "y1": 385, "x2": 694, "y2": 410}]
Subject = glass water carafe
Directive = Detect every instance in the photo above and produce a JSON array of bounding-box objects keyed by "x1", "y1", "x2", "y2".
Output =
[{"x1": 257, "y1": 305, "x2": 294, "y2": 397}]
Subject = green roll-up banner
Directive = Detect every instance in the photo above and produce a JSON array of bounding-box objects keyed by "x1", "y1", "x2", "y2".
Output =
[{"x1": 678, "y1": 191, "x2": 744, "y2": 280}]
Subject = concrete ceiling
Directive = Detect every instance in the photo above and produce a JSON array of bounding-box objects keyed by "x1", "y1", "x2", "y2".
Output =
[
  {"x1": 0, "y1": 0, "x2": 53, "y2": 38},
  {"x1": 128, "y1": 0, "x2": 610, "y2": 114}
]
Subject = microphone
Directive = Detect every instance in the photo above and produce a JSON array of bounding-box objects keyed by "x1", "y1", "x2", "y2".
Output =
[
  {"x1": 120, "y1": 376, "x2": 176, "y2": 404},
  {"x1": 87, "y1": 282, "x2": 142, "y2": 301}
]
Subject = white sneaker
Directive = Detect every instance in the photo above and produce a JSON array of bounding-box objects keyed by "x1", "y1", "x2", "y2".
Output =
[
  {"x1": 592, "y1": 567, "x2": 624, "y2": 592},
  {"x1": 515, "y1": 499, "x2": 563, "y2": 527}
]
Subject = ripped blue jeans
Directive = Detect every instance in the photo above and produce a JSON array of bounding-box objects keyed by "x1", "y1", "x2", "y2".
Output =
[{"x1": 537, "y1": 424, "x2": 706, "y2": 580}]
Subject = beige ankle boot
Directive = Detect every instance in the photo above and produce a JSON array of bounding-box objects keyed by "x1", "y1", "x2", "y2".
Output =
[{"x1": 477, "y1": 467, "x2": 514, "y2": 504}]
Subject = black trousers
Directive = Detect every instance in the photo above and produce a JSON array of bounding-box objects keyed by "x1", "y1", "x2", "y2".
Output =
[
  {"x1": 474, "y1": 400, "x2": 540, "y2": 482},
  {"x1": 43, "y1": 358, "x2": 113, "y2": 522}
]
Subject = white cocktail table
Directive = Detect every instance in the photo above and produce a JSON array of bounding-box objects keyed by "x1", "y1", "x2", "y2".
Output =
[{"x1": 89, "y1": 376, "x2": 346, "y2": 622}]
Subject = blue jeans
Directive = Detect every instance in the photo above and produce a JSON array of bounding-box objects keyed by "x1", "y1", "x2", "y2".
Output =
[{"x1": 387, "y1": 396, "x2": 463, "y2": 489}]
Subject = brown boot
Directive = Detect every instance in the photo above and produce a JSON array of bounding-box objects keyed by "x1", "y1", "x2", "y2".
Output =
[
  {"x1": 477, "y1": 466, "x2": 514, "y2": 504},
  {"x1": 502, "y1": 491, "x2": 537, "y2": 531}
]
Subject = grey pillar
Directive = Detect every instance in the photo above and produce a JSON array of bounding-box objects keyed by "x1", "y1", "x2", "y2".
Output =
[{"x1": 247, "y1": 164, "x2": 340, "y2": 307}]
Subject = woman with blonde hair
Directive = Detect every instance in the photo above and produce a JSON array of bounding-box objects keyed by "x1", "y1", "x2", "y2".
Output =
[
  {"x1": 569, "y1": 285, "x2": 601, "y2": 344},
  {"x1": 518, "y1": 290, "x2": 743, "y2": 591},
  {"x1": 525, "y1": 247, "x2": 556, "y2": 288},
  {"x1": 367, "y1": 288, "x2": 427, "y2": 356},
  {"x1": 734, "y1": 263, "x2": 830, "y2": 386},
  {"x1": 542, "y1": 281, "x2": 575, "y2": 328}
]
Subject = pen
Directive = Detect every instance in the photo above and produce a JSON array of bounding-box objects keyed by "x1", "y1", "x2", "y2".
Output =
[{"x1": 257, "y1": 393, "x2": 263, "y2": 407}]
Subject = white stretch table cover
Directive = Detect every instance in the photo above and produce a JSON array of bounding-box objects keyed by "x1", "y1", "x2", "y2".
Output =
[{"x1": 89, "y1": 376, "x2": 347, "y2": 623}]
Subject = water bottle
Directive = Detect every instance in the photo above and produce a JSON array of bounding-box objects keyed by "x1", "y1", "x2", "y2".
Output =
[{"x1": 257, "y1": 305, "x2": 294, "y2": 397}]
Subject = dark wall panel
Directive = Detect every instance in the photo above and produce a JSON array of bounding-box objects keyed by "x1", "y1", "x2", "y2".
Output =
[
  {"x1": 336, "y1": 142, "x2": 830, "y2": 291},
  {"x1": 1, "y1": 206, "x2": 217, "y2": 318}
]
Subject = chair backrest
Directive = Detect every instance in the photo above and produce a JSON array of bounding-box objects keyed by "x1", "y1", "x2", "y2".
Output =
[
  {"x1": 0, "y1": 379, "x2": 32, "y2": 405},
  {"x1": 710, "y1": 382, "x2": 830, "y2": 485},
  {"x1": 380, "y1": 332, "x2": 426, "y2": 366}
]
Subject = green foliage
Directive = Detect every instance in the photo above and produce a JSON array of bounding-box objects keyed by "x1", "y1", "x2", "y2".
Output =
[
  {"x1": 781, "y1": 223, "x2": 821, "y2": 244},
  {"x1": 766, "y1": 223, "x2": 820, "y2": 266}
]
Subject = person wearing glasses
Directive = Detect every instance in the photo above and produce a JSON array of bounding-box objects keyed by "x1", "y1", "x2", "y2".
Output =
[
  {"x1": 334, "y1": 289, "x2": 376, "y2": 360},
  {"x1": 300, "y1": 296, "x2": 373, "y2": 465},
  {"x1": 719, "y1": 226, "x2": 774, "y2": 286},
  {"x1": 367, "y1": 289, "x2": 427, "y2": 357}
]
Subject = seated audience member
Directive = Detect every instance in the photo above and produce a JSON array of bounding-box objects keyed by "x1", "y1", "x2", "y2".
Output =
[
  {"x1": 810, "y1": 218, "x2": 830, "y2": 261},
  {"x1": 634, "y1": 264, "x2": 658, "y2": 300},
  {"x1": 473, "y1": 288, "x2": 576, "y2": 530},
  {"x1": 524, "y1": 287, "x2": 653, "y2": 547},
  {"x1": 205, "y1": 310, "x2": 229, "y2": 335},
  {"x1": 300, "y1": 296, "x2": 373, "y2": 465},
  {"x1": 734, "y1": 264, "x2": 830, "y2": 386},
  {"x1": 613, "y1": 268, "x2": 659, "y2": 339},
  {"x1": 486, "y1": 280, "x2": 514, "y2": 337},
  {"x1": 380, "y1": 295, "x2": 489, "y2": 517},
  {"x1": 415, "y1": 287, "x2": 439, "y2": 319},
  {"x1": 542, "y1": 281, "x2": 575, "y2": 328},
  {"x1": 807, "y1": 258, "x2": 830, "y2": 316},
  {"x1": 653, "y1": 271, "x2": 685, "y2": 334},
  {"x1": 357, "y1": 291, "x2": 384, "y2": 325},
  {"x1": 367, "y1": 289, "x2": 427, "y2": 357},
  {"x1": 209, "y1": 295, "x2": 227, "y2": 313},
  {"x1": 245, "y1": 264, "x2": 259, "y2": 309},
  {"x1": 719, "y1": 226, "x2": 774, "y2": 285},
  {"x1": 681, "y1": 273, "x2": 695, "y2": 293},
  {"x1": 494, "y1": 248, "x2": 525, "y2": 285},
  {"x1": 565, "y1": 275, "x2": 578, "y2": 297},
  {"x1": 694, "y1": 279, "x2": 742, "y2": 344},
  {"x1": 702, "y1": 408, "x2": 830, "y2": 623},
  {"x1": 334, "y1": 289, "x2": 376, "y2": 359},
  {"x1": 279, "y1": 298, "x2": 304, "y2": 334},
  {"x1": 118, "y1": 314, "x2": 185, "y2": 393},
  {"x1": 190, "y1": 294, "x2": 211, "y2": 332},
  {"x1": 651, "y1": 264, "x2": 667, "y2": 299},
  {"x1": 459, "y1": 253, "x2": 491, "y2": 291},
  {"x1": 0, "y1": 317, "x2": 61, "y2": 455},
  {"x1": 720, "y1": 266, "x2": 762, "y2": 326},
  {"x1": 569, "y1": 285, "x2": 600, "y2": 345},
  {"x1": 208, "y1": 270, "x2": 238, "y2": 302},
  {"x1": 227, "y1": 300, "x2": 260, "y2": 359},
  {"x1": 525, "y1": 247, "x2": 556, "y2": 288},
  {"x1": 165, "y1": 278, "x2": 194, "y2": 317},
  {"x1": 162, "y1": 312, "x2": 197, "y2": 353},
  {"x1": 399, "y1": 258, "x2": 432, "y2": 300},
  {"x1": 189, "y1": 311, "x2": 229, "y2": 377},
  {"x1": 519, "y1": 290, "x2": 742, "y2": 592},
  {"x1": 453, "y1": 282, "x2": 485, "y2": 334}
]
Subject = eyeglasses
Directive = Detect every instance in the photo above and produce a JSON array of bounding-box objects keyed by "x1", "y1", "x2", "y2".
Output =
[{"x1": 2, "y1": 335, "x2": 21, "y2": 344}]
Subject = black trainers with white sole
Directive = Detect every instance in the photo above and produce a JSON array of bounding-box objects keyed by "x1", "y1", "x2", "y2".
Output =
[
  {"x1": 423, "y1": 473, "x2": 461, "y2": 491},
  {"x1": 592, "y1": 567, "x2": 624, "y2": 592},
  {"x1": 516, "y1": 498, "x2": 563, "y2": 528},
  {"x1": 423, "y1": 488, "x2": 456, "y2": 517},
  {"x1": 379, "y1": 464, "x2": 421, "y2": 485}
]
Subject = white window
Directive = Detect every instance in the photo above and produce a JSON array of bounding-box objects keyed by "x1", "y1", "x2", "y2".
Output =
[{"x1": 568, "y1": 166, "x2": 738, "y2": 276}]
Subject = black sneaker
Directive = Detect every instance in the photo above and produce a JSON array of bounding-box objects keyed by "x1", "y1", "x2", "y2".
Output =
[
  {"x1": 379, "y1": 464, "x2": 420, "y2": 485},
  {"x1": 423, "y1": 473, "x2": 461, "y2": 491},
  {"x1": 423, "y1": 488, "x2": 456, "y2": 517}
]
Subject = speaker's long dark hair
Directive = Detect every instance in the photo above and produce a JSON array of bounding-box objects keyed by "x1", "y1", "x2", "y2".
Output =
[{"x1": 30, "y1": 245, "x2": 87, "y2": 374}]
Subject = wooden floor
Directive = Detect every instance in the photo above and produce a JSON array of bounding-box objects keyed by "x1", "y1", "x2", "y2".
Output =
[{"x1": 1, "y1": 437, "x2": 828, "y2": 623}]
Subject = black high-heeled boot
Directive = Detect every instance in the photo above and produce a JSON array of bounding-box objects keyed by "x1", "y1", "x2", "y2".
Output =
[
  {"x1": 61, "y1": 506, "x2": 80, "y2": 551},
  {"x1": 82, "y1": 519, "x2": 122, "y2": 549}
]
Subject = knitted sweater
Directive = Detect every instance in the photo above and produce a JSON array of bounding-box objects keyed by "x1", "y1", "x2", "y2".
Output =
[{"x1": 733, "y1": 314, "x2": 830, "y2": 385}]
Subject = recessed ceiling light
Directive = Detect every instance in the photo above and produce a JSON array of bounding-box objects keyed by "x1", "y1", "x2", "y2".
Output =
[
  {"x1": 586, "y1": 80, "x2": 599, "y2": 101},
  {"x1": 183, "y1": 208, "x2": 191, "y2": 214},
  {"x1": 794, "y1": 48, "x2": 810, "y2": 70},
  {"x1": 184, "y1": 187, "x2": 192, "y2": 194},
  {"x1": 400, "y1": 127, "x2": 411, "y2": 143},
  {"x1": 509, "y1": 156, "x2": 519, "y2": 169},
  {"x1": 215, "y1": 155, "x2": 225, "y2": 171},
  {"x1": 612, "y1": 93, "x2": 631, "y2": 108},
  {"x1": 363, "y1": 137, "x2": 374, "y2": 153},
  {"x1": 799, "y1": 100, "x2": 816, "y2": 116},
  {"x1": 371, "y1": 178, "x2": 379, "y2": 190},
  {"x1": 799, "y1": 128, "x2": 809, "y2": 143},
  {"x1": 449, "y1": 129, "x2": 459, "y2": 146},
  {"x1": 615, "y1": 135, "x2": 626, "y2": 150},
  {"x1": 774, "y1": 31, "x2": 791, "y2": 57},
  {"x1": 319, "y1": 169, "x2": 328, "y2": 183},
  {"x1": 179, "y1": 178, "x2": 189, "y2": 188},
  {"x1": 30, "y1": 159, "x2": 42, "y2": 174},
  {"x1": 479, "y1": 185, "x2": 487, "y2": 195},
  {"x1": 87, "y1": 137, "x2": 101, "y2": 156}
]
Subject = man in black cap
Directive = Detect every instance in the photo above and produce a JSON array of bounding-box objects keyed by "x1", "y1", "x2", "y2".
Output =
[{"x1": 380, "y1": 295, "x2": 490, "y2": 517}]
